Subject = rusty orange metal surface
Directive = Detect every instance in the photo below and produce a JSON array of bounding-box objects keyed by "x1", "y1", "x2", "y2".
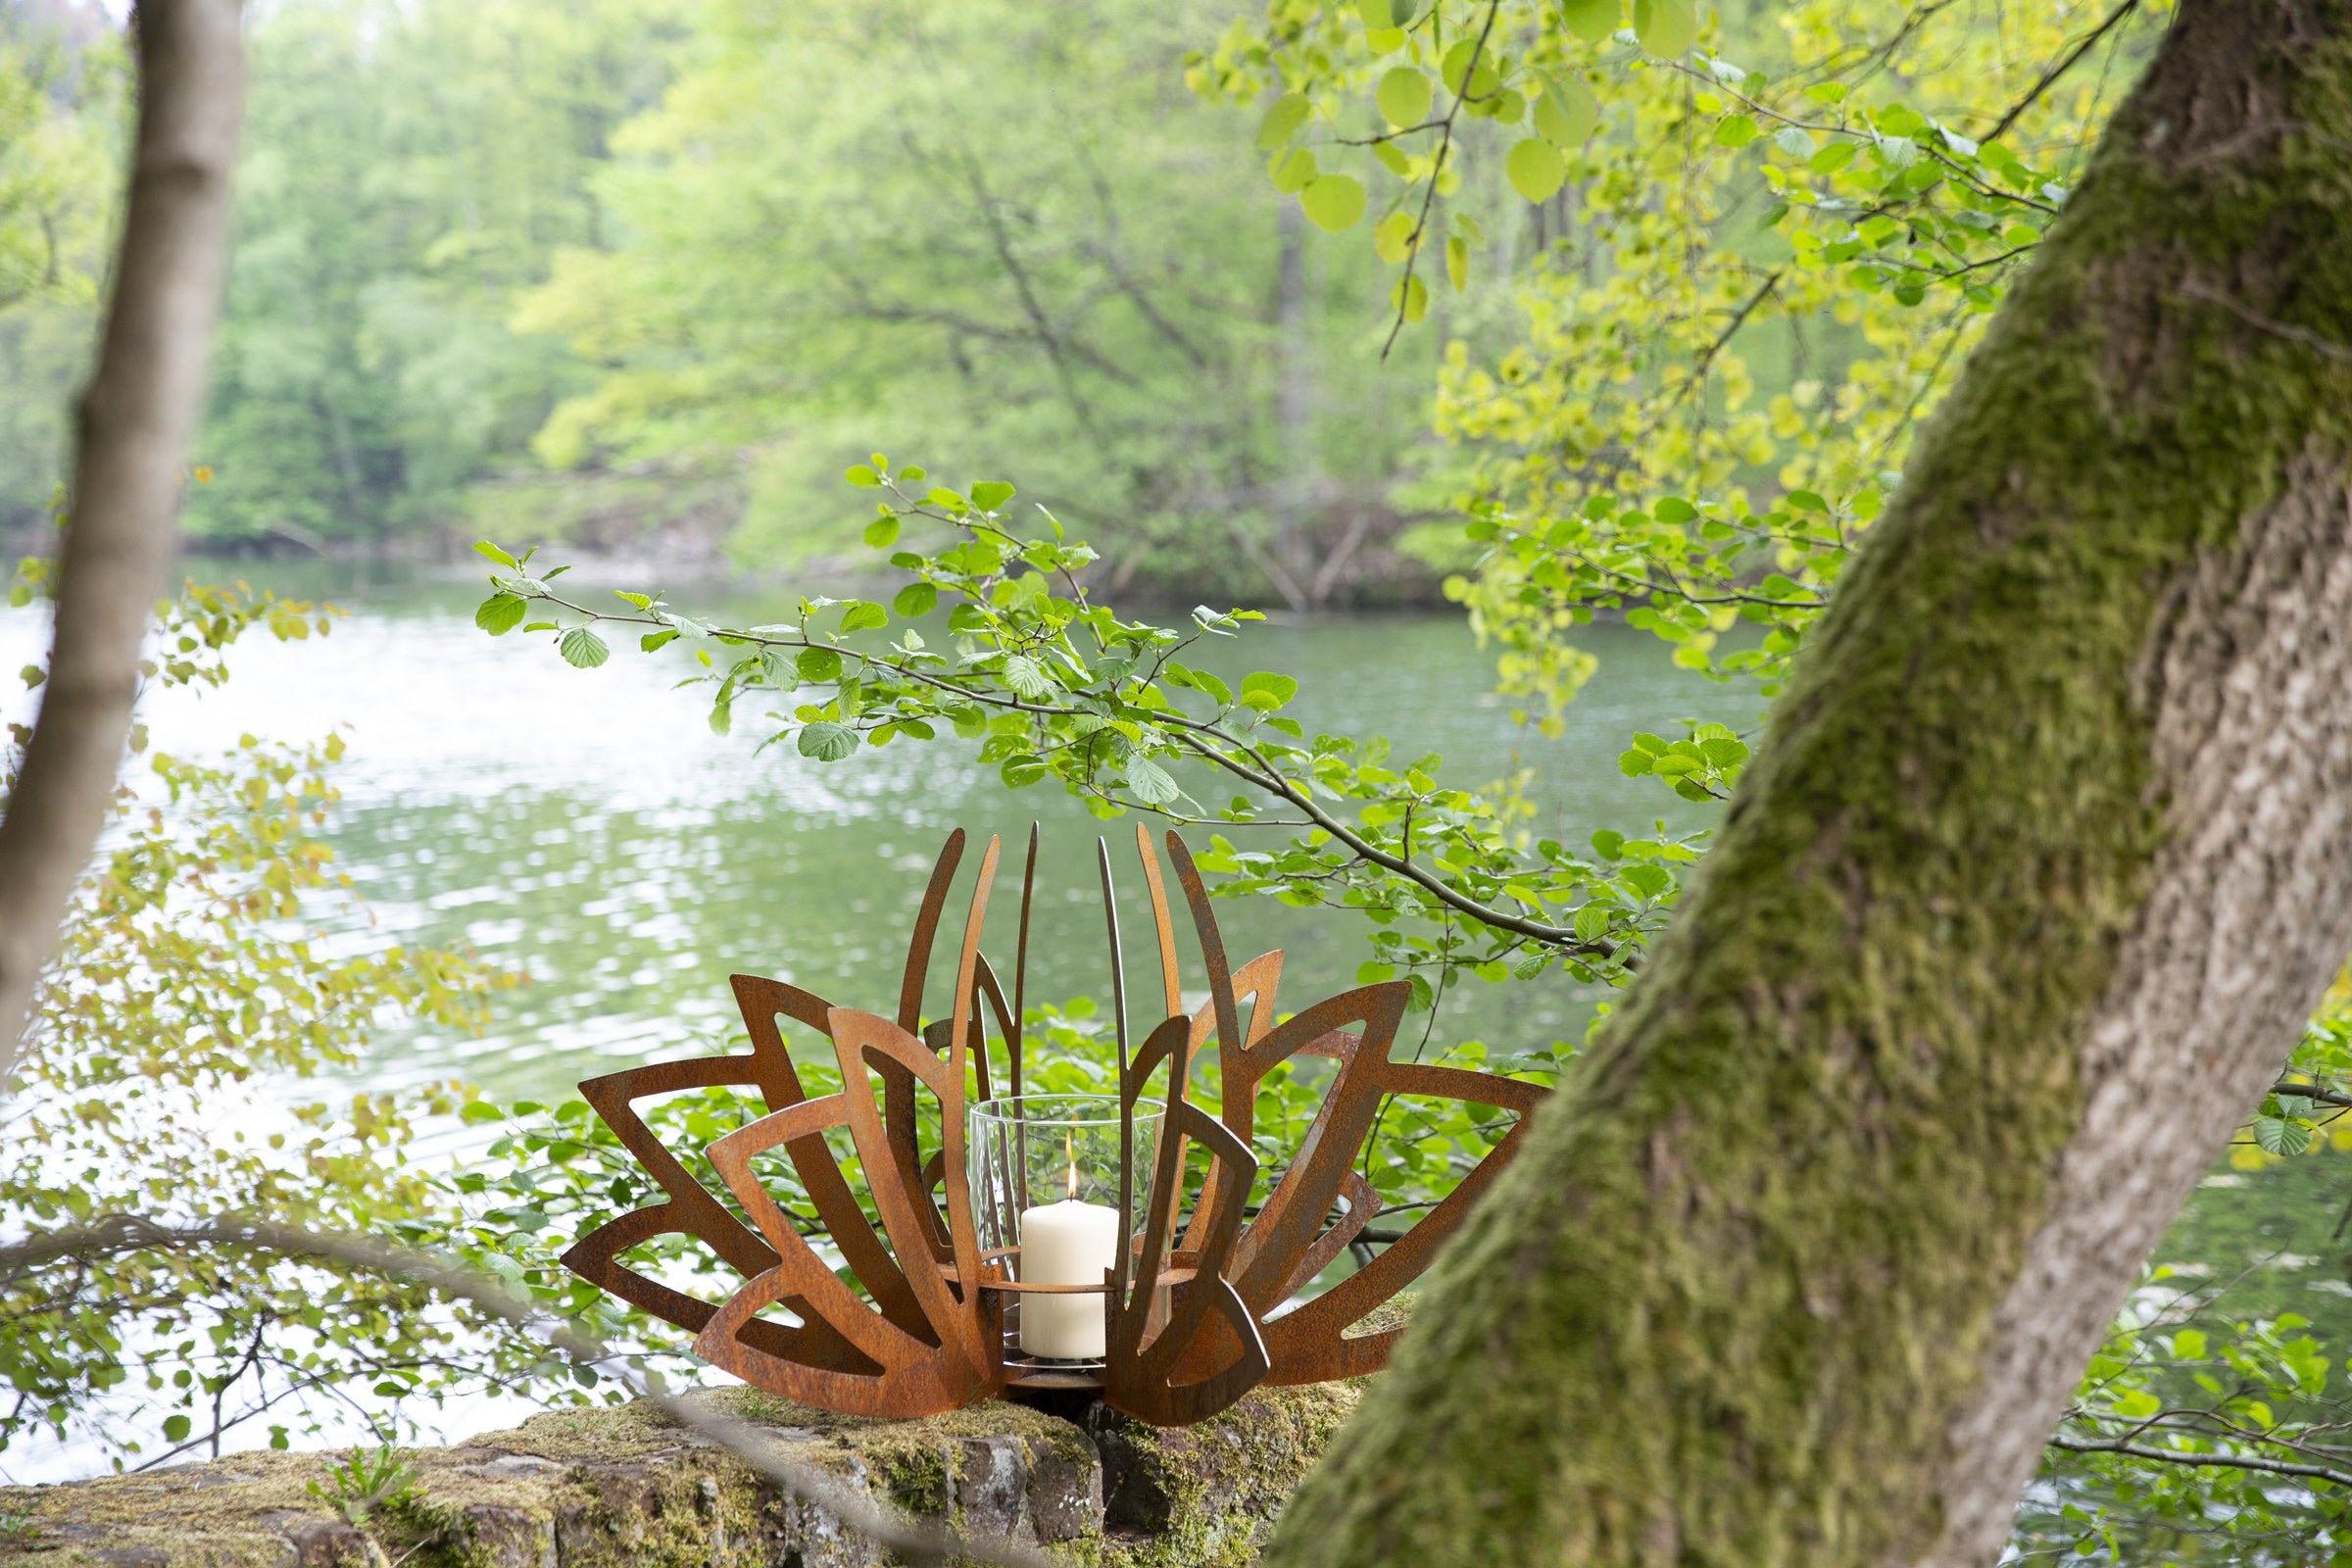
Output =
[{"x1": 558, "y1": 823, "x2": 1549, "y2": 1425}]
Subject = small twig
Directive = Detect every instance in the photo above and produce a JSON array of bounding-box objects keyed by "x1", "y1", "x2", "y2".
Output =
[
  {"x1": 2048, "y1": 1433, "x2": 2352, "y2": 1489},
  {"x1": 1980, "y1": 0, "x2": 2143, "y2": 146},
  {"x1": 1380, "y1": 0, "x2": 1502, "y2": 361}
]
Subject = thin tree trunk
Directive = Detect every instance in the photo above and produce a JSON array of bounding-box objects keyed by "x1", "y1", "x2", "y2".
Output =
[
  {"x1": 0, "y1": 0, "x2": 245, "y2": 1077},
  {"x1": 1265, "y1": 3, "x2": 2352, "y2": 1564},
  {"x1": 1272, "y1": 202, "x2": 1318, "y2": 597}
]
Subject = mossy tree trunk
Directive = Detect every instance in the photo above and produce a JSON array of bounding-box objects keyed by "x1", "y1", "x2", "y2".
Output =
[{"x1": 1265, "y1": 3, "x2": 2352, "y2": 1564}]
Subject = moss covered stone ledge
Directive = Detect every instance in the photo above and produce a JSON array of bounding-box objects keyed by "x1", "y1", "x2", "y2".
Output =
[{"x1": 0, "y1": 1385, "x2": 1359, "y2": 1568}]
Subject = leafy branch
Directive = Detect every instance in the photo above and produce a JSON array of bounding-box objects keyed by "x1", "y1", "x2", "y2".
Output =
[{"x1": 475, "y1": 464, "x2": 1720, "y2": 986}]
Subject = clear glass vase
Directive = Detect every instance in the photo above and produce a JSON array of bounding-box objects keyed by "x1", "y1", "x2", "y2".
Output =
[{"x1": 967, "y1": 1093, "x2": 1162, "y2": 1362}]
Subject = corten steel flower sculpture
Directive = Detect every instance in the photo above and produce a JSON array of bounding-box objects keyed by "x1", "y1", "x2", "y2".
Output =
[{"x1": 559, "y1": 824, "x2": 1547, "y2": 1426}]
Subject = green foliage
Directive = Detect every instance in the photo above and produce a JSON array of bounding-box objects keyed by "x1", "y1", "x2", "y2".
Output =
[
  {"x1": 0, "y1": 572, "x2": 636, "y2": 1469},
  {"x1": 509, "y1": 0, "x2": 1439, "y2": 596},
  {"x1": 476, "y1": 466, "x2": 1710, "y2": 1001},
  {"x1": 309, "y1": 1445, "x2": 420, "y2": 1527},
  {"x1": 174, "y1": 0, "x2": 688, "y2": 547},
  {"x1": 0, "y1": 11, "x2": 125, "y2": 534}
]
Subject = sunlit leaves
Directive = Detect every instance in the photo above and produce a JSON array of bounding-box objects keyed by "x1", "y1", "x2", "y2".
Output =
[
  {"x1": 1392, "y1": 271, "x2": 1429, "y2": 323},
  {"x1": 1300, "y1": 173, "x2": 1368, "y2": 231},
  {"x1": 2, "y1": 661, "x2": 521, "y2": 1465},
  {"x1": 1505, "y1": 138, "x2": 1566, "y2": 202},
  {"x1": 1532, "y1": 76, "x2": 1597, "y2": 147},
  {"x1": 1557, "y1": 0, "x2": 1619, "y2": 44},
  {"x1": 1376, "y1": 66, "x2": 1433, "y2": 126},
  {"x1": 1255, "y1": 91, "x2": 1311, "y2": 149},
  {"x1": 1632, "y1": 0, "x2": 1694, "y2": 56},
  {"x1": 474, "y1": 594, "x2": 526, "y2": 636},
  {"x1": 1269, "y1": 147, "x2": 1319, "y2": 193}
]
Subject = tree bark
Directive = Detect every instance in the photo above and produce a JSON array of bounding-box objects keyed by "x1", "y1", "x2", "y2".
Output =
[
  {"x1": 1264, "y1": 2, "x2": 2352, "y2": 1564},
  {"x1": 0, "y1": 0, "x2": 244, "y2": 1077}
]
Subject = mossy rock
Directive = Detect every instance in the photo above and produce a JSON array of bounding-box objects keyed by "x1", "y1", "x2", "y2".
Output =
[{"x1": 0, "y1": 1385, "x2": 1360, "y2": 1568}]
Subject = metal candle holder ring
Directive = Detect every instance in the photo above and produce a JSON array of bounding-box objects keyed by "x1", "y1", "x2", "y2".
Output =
[{"x1": 557, "y1": 824, "x2": 1548, "y2": 1427}]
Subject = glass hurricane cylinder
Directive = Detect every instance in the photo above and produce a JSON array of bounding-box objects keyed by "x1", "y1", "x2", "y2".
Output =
[{"x1": 967, "y1": 1094, "x2": 1161, "y2": 1362}]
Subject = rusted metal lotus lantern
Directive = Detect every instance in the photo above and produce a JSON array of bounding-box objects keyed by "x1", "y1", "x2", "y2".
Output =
[{"x1": 560, "y1": 825, "x2": 1546, "y2": 1427}]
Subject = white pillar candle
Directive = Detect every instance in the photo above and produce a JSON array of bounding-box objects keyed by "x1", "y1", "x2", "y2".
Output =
[{"x1": 1017, "y1": 1198, "x2": 1119, "y2": 1357}]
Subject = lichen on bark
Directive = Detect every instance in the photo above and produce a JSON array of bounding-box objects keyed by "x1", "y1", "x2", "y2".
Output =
[{"x1": 1262, "y1": 3, "x2": 2352, "y2": 1565}]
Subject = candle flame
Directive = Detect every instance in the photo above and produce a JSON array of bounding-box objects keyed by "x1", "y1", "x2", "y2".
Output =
[{"x1": 1065, "y1": 1131, "x2": 1078, "y2": 1200}]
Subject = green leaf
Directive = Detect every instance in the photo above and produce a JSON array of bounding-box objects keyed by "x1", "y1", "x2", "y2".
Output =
[
  {"x1": 2172, "y1": 1329, "x2": 2208, "y2": 1360},
  {"x1": 1376, "y1": 67, "x2": 1433, "y2": 127},
  {"x1": 1256, "y1": 92, "x2": 1312, "y2": 150},
  {"x1": 1373, "y1": 212, "x2": 1418, "y2": 264},
  {"x1": 559, "y1": 627, "x2": 610, "y2": 668},
  {"x1": 1506, "y1": 138, "x2": 1568, "y2": 203},
  {"x1": 1446, "y1": 235, "x2": 1469, "y2": 291},
  {"x1": 1240, "y1": 671, "x2": 1298, "y2": 709},
  {"x1": 474, "y1": 594, "x2": 526, "y2": 636},
  {"x1": 839, "y1": 602, "x2": 889, "y2": 633},
  {"x1": 1300, "y1": 175, "x2": 1367, "y2": 232},
  {"x1": 1558, "y1": 0, "x2": 1619, "y2": 44},
  {"x1": 844, "y1": 464, "x2": 881, "y2": 487},
  {"x1": 863, "y1": 516, "x2": 900, "y2": 549},
  {"x1": 1002, "y1": 655, "x2": 1054, "y2": 700},
  {"x1": 1714, "y1": 113, "x2": 1758, "y2": 148},
  {"x1": 1633, "y1": 0, "x2": 1694, "y2": 57},
  {"x1": 797, "y1": 721, "x2": 857, "y2": 761},
  {"x1": 640, "y1": 628, "x2": 679, "y2": 653},
  {"x1": 1269, "y1": 147, "x2": 1319, "y2": 195},
  {"x1": 163, "y1": 1413, "x2": 192, "y2": 1444},
  {"x1": 970, "y1": 480, "x2": 1016, "y2": 512},
  {"x1": 1572, "y1": 904, "x2": 1612, "y2": 943},
  {"x1": 1127, "y1": 756, "x2": 1180, "y2": 806},
  {"x1": 893, "y1": 582, "x2": 938, "y2": 617},
  {"x1": 473, "y1": 541, "x2": 518, "y2": 569},
  {"x1": 1535, "y1": 76, "x2": 1599, "y2": 147},
  {"x1": 1393, "y1": 271, "x2": 1430, "y2": 323},
  {"x1": 1621, "y1": 863, "x2": 1673, "y2": 899},
  {"x1": 796, "y1": 646, "x2": 843, "y2": 681},
  {"x1": 709, "y1": 701, "x2": 732, "y2": 736},
  {"x1": 1000, "y1": 754, "x2": 1050, "y2": 789}
]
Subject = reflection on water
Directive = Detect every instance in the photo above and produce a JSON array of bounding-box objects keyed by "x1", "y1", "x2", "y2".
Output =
[{"x1": 5, "y1": 567, "x2": 1755, "y2": 1104}]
